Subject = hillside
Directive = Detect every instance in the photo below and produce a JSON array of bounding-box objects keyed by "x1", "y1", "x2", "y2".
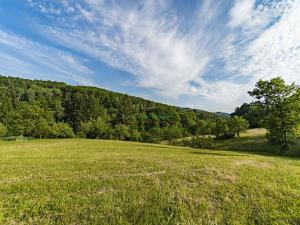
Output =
[
  {"x1": 0, "y1": 75, "x2": 217, "y2": 142},
  {"x1": 0, "y1": 139, "x2": 299, "y2": 224},
  {"x1": 173, "y1": 129, "x2": 300, "y2": 156}
]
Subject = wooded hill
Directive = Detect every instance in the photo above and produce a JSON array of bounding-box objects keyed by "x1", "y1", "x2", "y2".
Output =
[{"x1": 0, "y1": 75, "x2": 219, "y2": 142}]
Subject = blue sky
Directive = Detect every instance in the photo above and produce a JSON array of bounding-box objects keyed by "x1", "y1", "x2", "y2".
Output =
[{"x1": 0, "y1": 0, "x2": 299, "y2": 112}]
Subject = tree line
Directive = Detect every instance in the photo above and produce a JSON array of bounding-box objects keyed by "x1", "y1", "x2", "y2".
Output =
[
  {"x1": 1, "y1": 75, "x2": 298, "y2": 150},
  {"x1": 0, "y1": 75, "x2": 248, "y2": 143}
]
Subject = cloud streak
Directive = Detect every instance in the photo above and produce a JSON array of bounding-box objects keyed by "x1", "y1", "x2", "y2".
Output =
[
  {"x1": 0, "y1": 29, "x2": 94, "y2": 85},
  {"x1": 224, "y1": 0, "x2": 300, "y2": 85},
  {"x1": 33, "y1": 0, "x2": 227, "y2": 98},
  {"x1": 3, "y1": 0, "x2": 300, "y2": 112}
]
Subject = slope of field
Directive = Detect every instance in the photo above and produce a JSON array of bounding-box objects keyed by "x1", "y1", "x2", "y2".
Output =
[
  {"x1": 0, "y1": 139, "x2": 299, "y2": 224},
  {"x1": 214, "y1": 129, "x2": 300, "y2": 156},
  {"x1": 172, "y1": 129, "x2": 300, "y2": 156}
]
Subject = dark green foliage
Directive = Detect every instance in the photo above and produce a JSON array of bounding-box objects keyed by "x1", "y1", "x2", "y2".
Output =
[
  {"x1": 79, "y1": 117, "x2": 112, "y2": 139},
  {"x1": 3, "y1": 75, "x2": 289, "y2": 146},
  {"x1": 227, "y1": 116, "x2": 249, "y2": 137},
  {"x1": 51, "y1": 123, "x2": 75, "y2": 138},
  {"x1": 162, "y1": 125, "x2": 182, "y2": 144},
  {"x1": 6, "y1": 101, "x2": 54, "y2": 137},
  {"x1": 232, "y1": 103, "x2": 263, "y2": 128},
  {"x1": 114, "y1": 124, "x2": 130, "y2": 141},
  {"x1": 249, "y1": 77, "x2": 300, "y2": 149},
  {"x1": 144, "y1": 127, "x2": 163, "y2": 143},
  {"x1": 0, "y1": 75, "x2": 219, "y2": 142},
  {"x1": 212, "y1": 118, "x2": 230, "y2": 139},
  {"x1": 188, "y1": 136, "x2": 214, "y2": 149},
  {"x1": 129, "y1": 129, "x2": 142, "y2": 142},
  {"x1": 0, "y1": 122, "x2": 7, "y2": 137},
  {"x1": 195, "y1": 119, "x2": 214, "y2": 136}
]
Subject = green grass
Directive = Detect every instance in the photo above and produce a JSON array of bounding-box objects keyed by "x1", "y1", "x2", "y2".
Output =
[
  {"x1": 213, "y1": 129, "x2": 300, "y2": 156},
  {"x1": 0, "y1": 139, "x2": 300, "y2": 224},
  {"x1": 173, "y1": 129, "x2": 300, "y2": 156}
]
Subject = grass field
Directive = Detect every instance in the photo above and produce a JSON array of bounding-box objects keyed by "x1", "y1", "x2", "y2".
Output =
[
  {"x1": 213, "y1": 129, "x2": 300, "y2": 156},
  {"x1": 0, "y1": 139, "x2": 300, "y2": 224},
  {"x1": 173, "y1": 129, "x2": 300, "y2": 157}
]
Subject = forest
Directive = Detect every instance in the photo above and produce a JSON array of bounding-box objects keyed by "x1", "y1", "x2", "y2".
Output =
[
  {"x1": 1, "y1": 75, "x2": 299, "y2": 151},
  {"x1": 0, "y1": 75, "x2": 248, "y2": 143}
]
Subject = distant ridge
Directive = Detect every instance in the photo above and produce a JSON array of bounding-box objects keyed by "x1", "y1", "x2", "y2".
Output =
[{"x1": 214, "y1": 112, "x2": 230, "y2": 118}]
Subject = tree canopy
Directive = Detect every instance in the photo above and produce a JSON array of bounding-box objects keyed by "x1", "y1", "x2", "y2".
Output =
[
  {"x1": 249, "y1": 77, "x2": 300, "y2": 149},
  {"x1": 0, "y1": 75, "x2": 219, "y2": 142}
]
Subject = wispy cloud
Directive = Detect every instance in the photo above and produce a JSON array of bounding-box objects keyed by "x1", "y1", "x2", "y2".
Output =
[
  {"x1": 0, "y1": 30, "x2": 94, "y2": 85},
  {"x1": 224, "y1": 0, "x2": 300, "y2": 85},
  {"x1": 31, "y1": 0, "x2": 228, "y2": 97},
  {"x1": 5, "y1": 0, "x2": 300, "y2": 112}
]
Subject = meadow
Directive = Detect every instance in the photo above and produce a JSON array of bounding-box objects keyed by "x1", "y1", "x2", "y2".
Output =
[
  {"x1": 213, "y1": 129, "x2": 300, "y2": 156},
  {"x1": 0, "y1": 139, "x2": 299, "y2": 224},
  {"x1": 173, "y1": 129, "x2": 300, "y2": 157}
]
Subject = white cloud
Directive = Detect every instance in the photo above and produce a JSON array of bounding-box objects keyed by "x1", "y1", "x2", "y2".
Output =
[
  {"x1": 25, "y1": 0, "x2": 300, "y2": 112},
  {"x1": 224, "y1": 0, "x2": 300, "y2": 86},
  {"x1": 32, "y1": 0, "x2": 225, "y2": 98},
  {"x1": 229, "y1": 0, "x2": 256, "y2": 27},
  {"x1": 0, "y1": 30, "x2": 94, "y2": 85}
]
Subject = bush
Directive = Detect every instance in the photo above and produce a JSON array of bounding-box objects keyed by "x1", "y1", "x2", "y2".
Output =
[
  {"x1": 188, "y1": 136, "x2": 214, "y2": 149},
  {"x1": 0, "y1": 123, "x2": 7, "y2": 137},
  {"x1": 143, "y1": 127, "x2": 163, "y2": 143},
  {"x1": 77, "y1": 118, "x2": 112, "y2": 139},
  {"x1": 227, "y1": 116, "x2": 249, "y2": 137},
  {"x1": 215, "y1": 133, "x2": 235, "y2": 140},
  {"x1": 129, "y1": 129, "x2": 142, "y2": 142},
  {"x1": 295, "y1": 125, "x2": 300, "y2": 137},
  {"x1": 52, "y1": 123, "x2": 75, "y2": 138},
  {"x1": 114, "y1": 124, "x2": 130, "y2": 141},
  {"x1": 162, "y1": 125, "x2": 182, "y2": 144},
  {"x1": 32, "y1": 119, "x2": 52, "y2": 138},
  {"x1": 1, "y1": 136, "x2": 35, "y2": 141},
  {"x1": 77, "y1": 121, "x2": 93, "y2": 138}
]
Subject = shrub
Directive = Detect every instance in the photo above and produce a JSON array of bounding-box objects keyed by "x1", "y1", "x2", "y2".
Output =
[
  {"x1": 1, "y1": 136, "x2": 35, "y2": 141},
  {"x1": 114, "y1": 124, "x2": 130, "y2": 141},
  {"x1": 0, "y1": 123, "x2": 7, "y2": 137},
  {"x1": 52, "y1": 123, "x2": 75, "y2": 138},
  {"x1": 143, "y1": 127, "x2": 163, "y2": 143},
  {"x1": 227, "y1": 116, "x2": 249, "y2": 137},
  {"x1": 77, "y1": 118, "x2": 112, "y2": 139},
  {"x1": 189, "y1": 136, "x2": 214, "y2": 149},
  {"x1": 129, "y1": 129, "x2": 142, "y2": 142},
  {"x1": 162, "y1": 125, "x2": 182, "y2": 144}
]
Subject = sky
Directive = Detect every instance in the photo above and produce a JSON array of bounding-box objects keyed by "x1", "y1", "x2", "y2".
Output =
[{"x1": 0, "y1": 0, "x2": 299, "y2": 112}]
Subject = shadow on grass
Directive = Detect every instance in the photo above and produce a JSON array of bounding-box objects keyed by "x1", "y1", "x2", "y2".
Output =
[
  {"x1": 137, "y1": 135, "x2": 300, "y2": 159},
  {"x1": 139, "y1": 143, "x2": 266, "y2": 157},
  {"x1": 138, "y1": 143, "x2": 191, "y2": 151},
  {"x1": 210, "y1": 137, "x2": 300, "y2": 159},
  {"x1": 165, "y1": 136, "x2": 300, "y2": 159},
  {"x1": 140, "y1": 143, "x2": 253, "y2": 157},
  {"x1": 189, "y1": 151, "x2": 250, "y2": 157}
]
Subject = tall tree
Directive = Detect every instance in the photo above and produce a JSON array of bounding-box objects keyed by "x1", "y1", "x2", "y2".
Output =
[
  {"x1": 212, "y1": 118, "x2": 229, "y2": 139},
  {"x1": 249, "y1": 77, "x2": 300, "y2": 148},
  {"x1": 228, "y1": 116, "x2": 249, "y2": 137},
  {"x1": 231, "y1": 103, "x2": 263, "y2": 128}
]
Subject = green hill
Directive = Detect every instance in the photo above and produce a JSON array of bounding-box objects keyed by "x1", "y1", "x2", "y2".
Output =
[{"x1": 0, "y1": 75, "x2": 216, "y2": 142}]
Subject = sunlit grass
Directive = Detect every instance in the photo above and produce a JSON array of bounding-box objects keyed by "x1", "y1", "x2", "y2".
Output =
[
  {"x1": 214, "y1": 129, "x2": 300, "y2": 156},
  {"x1": 0, "y1": 139, "x2": 299, "y2": 224}
]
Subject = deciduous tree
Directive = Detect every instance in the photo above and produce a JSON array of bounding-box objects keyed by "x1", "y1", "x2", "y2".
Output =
[{"x1": 249, "y1": 77, "x2": 300, "y2": 149}]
